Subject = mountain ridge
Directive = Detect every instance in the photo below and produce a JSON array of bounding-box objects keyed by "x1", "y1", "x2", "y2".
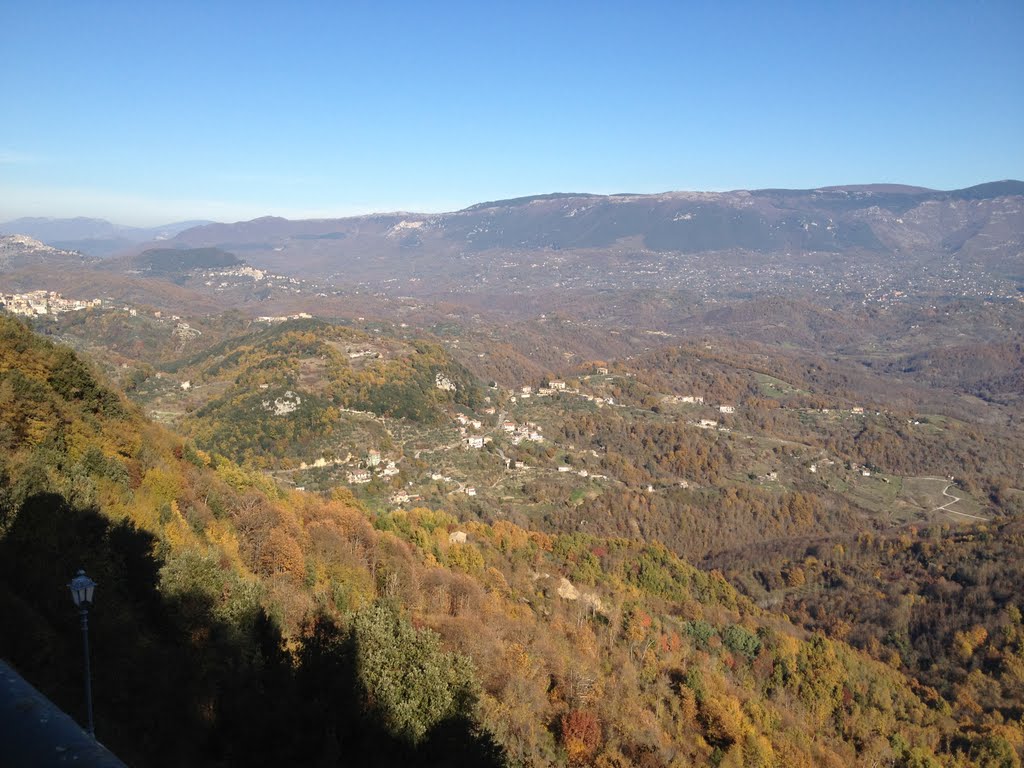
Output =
[
  {"x1": 150, "y1": 180, "x2": 1023, "y2": 289},
  {"x1": 11, "y1": 181, "x2": 1020, "y2": 243},
  {"x1": 166, "y1": 180, "x2": 1024, "y2": 228}
]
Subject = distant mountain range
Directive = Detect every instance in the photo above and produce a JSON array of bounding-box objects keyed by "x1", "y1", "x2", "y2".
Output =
[
  {"x1": 162, "y1": 180, "x2": 1024, "y2": 286},
  {"x1": 4, "y1": 182, "x2": 1022, "y2": 299},
  {"x1": 0, "y1": 217, "x2": 213, "y2": 257}
]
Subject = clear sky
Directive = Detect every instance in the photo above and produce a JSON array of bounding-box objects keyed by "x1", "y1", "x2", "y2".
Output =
[{"x1": 1, "y1": 1, "x2": 1022, "y2": 225}]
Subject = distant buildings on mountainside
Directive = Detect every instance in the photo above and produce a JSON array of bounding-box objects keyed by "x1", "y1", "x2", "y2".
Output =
[{"x1": 0, "y1": 290, "x2": 102, "y2": 316}]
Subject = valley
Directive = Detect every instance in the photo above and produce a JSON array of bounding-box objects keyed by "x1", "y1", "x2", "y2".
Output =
[
  {"x1": 2, "y1": 182, "x2": 1023, "y2": 767},
  {"x1": 4, "y1": 3, "x2": 1022, "y2": 763}
]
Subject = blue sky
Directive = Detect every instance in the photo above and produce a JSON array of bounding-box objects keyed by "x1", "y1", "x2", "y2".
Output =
[{"x1": 1, "y1": 1, "x2": 1022, "y2": 225}]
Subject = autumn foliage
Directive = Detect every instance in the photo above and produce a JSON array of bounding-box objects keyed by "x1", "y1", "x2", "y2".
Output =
[{"x1": 1, "y1": 315, "x2": 1023, "y2": 766}]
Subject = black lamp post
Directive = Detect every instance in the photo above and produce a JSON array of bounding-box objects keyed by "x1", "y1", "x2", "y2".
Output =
[{"x1": 68, "y1": 569, "x2": 97, "y2": 739}]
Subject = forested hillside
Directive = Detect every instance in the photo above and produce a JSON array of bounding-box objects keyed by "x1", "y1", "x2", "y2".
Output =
[
  {"x1": 3, "y1": 316, "x2": 1019, "y2": 766},
  {"x1": 34, "y1": 309, "x2": 1024, "y2": 563},
  {"x1": 168, "y1": 319, "x2": 482, "y2": 465},
  {"x1": 710, "y1": 521, "x2": 1024, "y2": 759}
]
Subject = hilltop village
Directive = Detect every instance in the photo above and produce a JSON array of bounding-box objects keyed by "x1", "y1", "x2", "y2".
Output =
[{"x1": 0, "y1": 289, "x2": 103, "y2": 316}]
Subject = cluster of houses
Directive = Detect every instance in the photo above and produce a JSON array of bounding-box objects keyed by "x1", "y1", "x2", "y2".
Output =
[
  {"x1": 509, "y1": 379, "x2": 625, "y2": 409},
  {"x1": 317, "y1": 360, "x2": 891, "y2": 514},
  {"x1": 389, "y1": 490, "x2": 421, "y2": 505},
  {"x1": 206, "y1": 265, "x2": 270, "y2": 282},
  {"x1": 515, "y1": 380, "x2": 572, "y2": 399},
  {"x1": 334, "y1": 371, "x2": 806, "y2": 511},
  {"x1": 810, "y1": 405, "x2": 869, "y2": 416},
  {"x1": 346, "y1": 468, "x2": 373, "y2": 484},
  {"x1": 0, "y1": 290, "x2": 102, "y2": 316},
  {"x1": 690, "y1": 406, "x2": 734, "y2": 423},
  {"x1": 663, "y1": 395, "x2": 735, "y2": 415},
  {"x1": 206, "y1": 267, "x2": 303, "y2": 294},
  {"x1": 255, "y1": 312, "x2": 313, "y2": 323},
  {"x1": 557, "y1": 465, "x2": 608, "y2": 480},
  {"x1": 344, "y1": 449, "x2": 401, "y2": 484},
  {"x1": 455, "y1": 413, "x2": 483, "y2": 431},
  {"x1": 455, "y1": 412, "x2": 495, "y2": 449},
  {"x1": 577, "y1": 392, "x2": 615, "y2": 407},
  {"x1": 500, "y1": 419, "x2": 544, "y2": 445}
]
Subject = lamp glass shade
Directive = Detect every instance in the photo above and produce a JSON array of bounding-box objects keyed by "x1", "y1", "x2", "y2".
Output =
[{"x1": 69, "y1": 570, "x2": 96, "y2": 608}]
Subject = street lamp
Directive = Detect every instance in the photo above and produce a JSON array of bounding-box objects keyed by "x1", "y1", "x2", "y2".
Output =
[{"x1": 68, "y1": 569, "x2": 96, "y2": 739}]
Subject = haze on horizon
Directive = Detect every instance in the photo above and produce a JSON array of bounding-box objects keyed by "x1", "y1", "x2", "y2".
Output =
[{"x1": 1, "y1": 1, "x2": 1022, "y2": 227}]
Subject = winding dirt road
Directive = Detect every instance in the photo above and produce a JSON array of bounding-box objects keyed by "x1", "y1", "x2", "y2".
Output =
[{"x1": 929, "y1": 481, "x2": 989, "y2": 522}]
